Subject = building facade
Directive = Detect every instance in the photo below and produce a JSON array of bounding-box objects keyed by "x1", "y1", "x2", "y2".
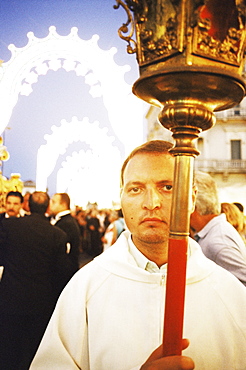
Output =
[{"x1": 145, "y1": 101, "x2": 246, "y2": 211}]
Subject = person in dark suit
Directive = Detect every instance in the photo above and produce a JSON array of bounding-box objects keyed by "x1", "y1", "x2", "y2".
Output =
[
  {"x1": 0, "y1": 191, "x2": 73, "y2": 370},
  {"x1": 49, "y1": 192, "x2": 81, "y2": 275}
]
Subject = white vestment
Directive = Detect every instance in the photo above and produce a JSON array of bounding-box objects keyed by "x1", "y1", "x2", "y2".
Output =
[{"x1": 31, "y1": 231, "x2": 246, "y2": 370}]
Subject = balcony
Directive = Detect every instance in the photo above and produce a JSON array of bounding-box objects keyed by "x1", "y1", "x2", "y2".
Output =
[{"x1": 195, "y1": 159, "x2": 246, "y2": 173}]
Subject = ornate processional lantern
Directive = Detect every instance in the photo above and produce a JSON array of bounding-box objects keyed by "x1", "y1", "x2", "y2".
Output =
[{"x1": 114, "y1": 0, "x2": 246, "y2": 357}]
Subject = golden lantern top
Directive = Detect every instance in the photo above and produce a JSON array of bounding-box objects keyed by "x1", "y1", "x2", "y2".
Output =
[{"x1": 115, "y1": 0, "x2": 246, "y2": 119}]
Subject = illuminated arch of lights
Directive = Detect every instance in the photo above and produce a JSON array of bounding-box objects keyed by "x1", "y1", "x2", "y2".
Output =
[
  {"x1": 0, "y1": 26, "x2": 144, "y2": 207},
  {"x1": 37, "y1": 116, "x2": 122, "y2": 208}
]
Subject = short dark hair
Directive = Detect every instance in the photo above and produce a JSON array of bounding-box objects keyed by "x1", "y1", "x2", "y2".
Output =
[
  {"x1": 6, "y1": 191, "x2": 23, "y2": 203},
  {"x1": 29, "y1": 192, "x2": 50, "y2": 214},
  {"x1": 120, "y1": 140, "x2": 174, "y2": 187}
]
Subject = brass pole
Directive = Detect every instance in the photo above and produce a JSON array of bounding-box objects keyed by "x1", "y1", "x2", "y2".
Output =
[
  {"x1": 158, "y1": 104, "x2": 214, "y2": 355},
  {"x1": 163, "y1": 155, "x2": 194, "y2": 356}
]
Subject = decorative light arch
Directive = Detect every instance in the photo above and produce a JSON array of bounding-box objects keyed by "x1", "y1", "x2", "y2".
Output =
[
  {"x1": 0, "y1": 26, "x2": 144, "y2": 203},
  {"x1": 36, "y1": 116, "x2": 122, "y2": 207}
]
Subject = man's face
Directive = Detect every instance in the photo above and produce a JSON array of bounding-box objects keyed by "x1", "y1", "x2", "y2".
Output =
[
  {"x1": 49, "y1": 194, "x2": 62, "y2": 216},
  {"x1": 5, "y1": 196, "x2": 23, "y2": 217},
  {"x1": 121, "y1": 153, "x2": 175, "y2": 251}
]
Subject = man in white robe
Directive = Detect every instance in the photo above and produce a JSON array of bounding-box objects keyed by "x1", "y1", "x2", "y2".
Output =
[{"x1": 31, "y1": 141, "x2": 246, "y2": 370}]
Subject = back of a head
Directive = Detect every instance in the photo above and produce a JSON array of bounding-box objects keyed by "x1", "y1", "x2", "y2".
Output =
[
  {"x1": 221, "y1": 202, "x2": 244, "y2": 233},
  {"x1": 194, "y1": 171, "x2": 220, "y2": 215},
  {"x1": 58, "y1": 193, "x2": 70, "y2": 210},
  {"x1": 120, "y1": 140, "x2": 174, "y2": 187},
  {"x1": 29, "y1": 192, "x2": 50, "y2": 215}
]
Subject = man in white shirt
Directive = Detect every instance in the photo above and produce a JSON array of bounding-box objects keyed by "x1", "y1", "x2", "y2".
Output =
[
  {"x1": 31, "y1": 141, "x2": 246, "y2": 370},
  {"x1": 190, "y1": 171, "x2": 246, "y2": 286}
]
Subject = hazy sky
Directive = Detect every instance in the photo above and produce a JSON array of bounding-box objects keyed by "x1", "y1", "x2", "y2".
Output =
[{"x1": 0, "y1": 0, "x2": 141, "y2": 194}]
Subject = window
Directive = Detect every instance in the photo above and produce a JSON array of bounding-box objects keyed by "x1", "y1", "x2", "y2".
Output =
[
  {"x1": 231, "y1": 140, "x2": 241, "y2": 159},
  {"x1": 234, "y1": 105, "x2": 240, "y2": 116}
]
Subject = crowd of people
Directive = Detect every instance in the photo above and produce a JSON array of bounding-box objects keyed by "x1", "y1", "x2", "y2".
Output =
[
  {"x1": 74, "y1": 207, "x2": 125, "y2": 260},
  {"x1": 0, "y1": 190, "x2": 125, "y2": 369},
  {"x1": 0, "y1": 139, "x2": 246, "y2": 369}
]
